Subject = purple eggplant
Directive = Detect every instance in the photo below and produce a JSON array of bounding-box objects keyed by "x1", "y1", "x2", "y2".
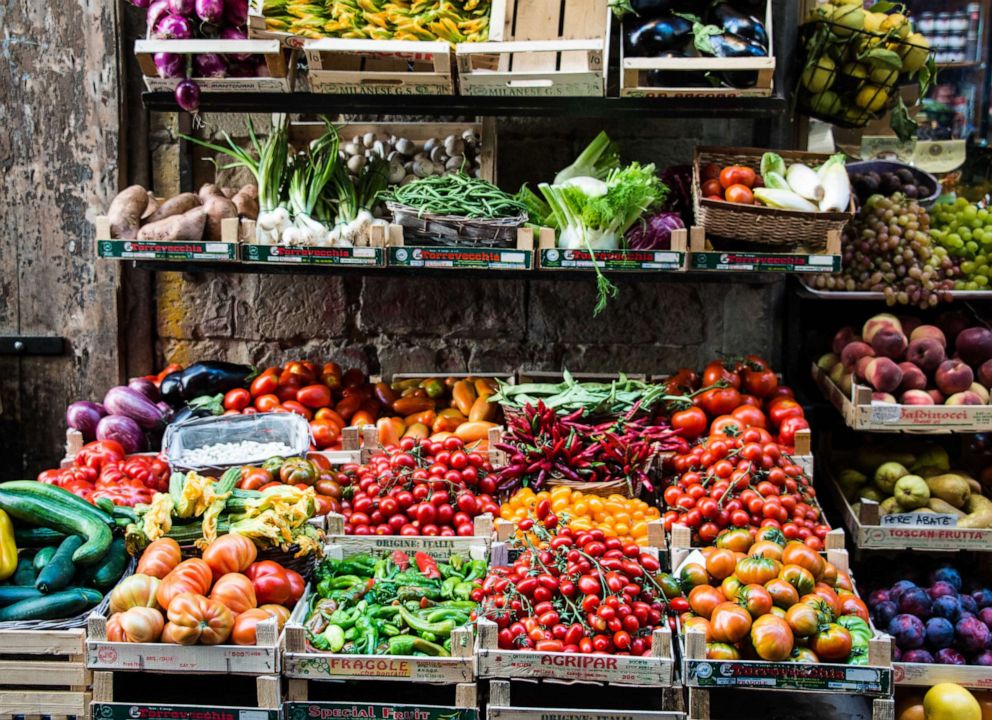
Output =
[
  {"x1": 129, "y1": 377, "x2": 161, "y2": 403},
  {"x1": 175, "y1": 79, "x2": 201, "y2": 112},
  {"x1": 705, "y1": 3, "x2": 768, "y2": 50},
  {"x1": 103, "y1": 386, "x2": 168, "y2": 430},
  {"x1": 147, "y1": 0, "x2": 170, "y2": 33},
  {"x1": 224, "y1": 0, "x2": 249, "y2": 26},
  {"x1": 154, "y1": 13, "x2": 194, "y2": 39},
  {"x1": 194, "y1": 53, "x2": 228, "y2": 78},
  {"x1": 96, "y1": 415, "x2": 146, "y2": 454},
  {"x1": 66, "y1": 401, "x2": 108, "y2": 441},
  {"x1": 624, "y1": 15, "x2": 694, "y2": 57},
  {"x1": 219, "y1": 25, "x2": 251, "y2": 61},
  {"x1": 154, "y1": 52, "x2": 185, "y2": 78},
  {"x1": 130, "y1": 0, "x2": 153, "y2": 7},
  {"x1": 195, "y1": 0, "x2": 225, "y2": 23},
  {"x1": 694, "y1": 24, "x2": 767, "y2": 88}
]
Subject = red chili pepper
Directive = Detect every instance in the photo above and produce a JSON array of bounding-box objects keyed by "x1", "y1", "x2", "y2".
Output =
[
  {"x1": 391, "y1": 550, "x2": 410, "y2": 571},
  {"x1": 414, "y1": 551, "x2": 440, "y2": 579}
]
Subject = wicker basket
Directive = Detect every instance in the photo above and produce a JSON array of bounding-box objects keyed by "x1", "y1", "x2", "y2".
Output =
[
  {"x1": 386, "y1": 201, "x2": 527, "y2": 247},
  {"x1": 693, "y1": 146, "x2": 855, "y2": 246}
]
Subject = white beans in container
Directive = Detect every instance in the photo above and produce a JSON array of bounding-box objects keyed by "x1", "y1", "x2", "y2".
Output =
[{"x1": 173, "y1": 440, "x2": 297, "y2": 467}]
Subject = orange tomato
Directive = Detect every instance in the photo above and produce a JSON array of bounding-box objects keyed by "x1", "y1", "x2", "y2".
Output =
[
  {"x1": 719, "y1": 165, "x2": 757, "y2": 189},
  {"x1": 714, "y1": 528, "x2": 753, "y2": 553},
  {"x1": 255, "y1": 393, "x2": 281, "y2": 412},
  {"x1": 701, "y1": 178, "x2": 723, "y2": 198},
  {"x1": 810, "y1": 623, "x2": 852, "y2": 661},
  {"x1": 282, "y1": 400, "x2": 313, "y2": 420},
  {"x1": 231, "y1": 609, "x2": 271, "y2": 646},
  {"x1": 136, "y1": 538, "x2": 182, "y2": 580},
  {"x1": 202, "y1": 534, "x2": 258, "y2": 580},
  {"x1": 112, "y1": 607, "x2": 165, "y2": 643},
  {"x1": 166, "y1": 593, "x2": 234, "y2": 645},
  {"x1": 688, "y1": 586, "x2": 726, "y2": 620},
  {"x1": 314, "y1": 408, "x2": 346, "y2": 428},
  {"x1": 710, "y1": 602, "x2": 752, "y2": 643},
  {"x1": 705, "y1": 549, "x2": 738, "y2": 581},
  {"x1": 748, "y1": 540, "x2": 783, "y2": 562},
  {"x1": 310, "y1": 419, "x2": 341, "y2": 449},
  {"x1": 785, "y1": 601, "x2": 823, "y2": 637},
  {"x1": 157, "y1": 559, "x2": 213, "y2": 610},
  {"x1": 782, "y1": 541, "x2": 826, "y2": 581},
  {"x1": 258, "y1": 604, "x2": 291, "y2": 631},
  {"x1": 837, "y1": 594, "x2": 870, "y2": 622},
  {"x1": 351, "y1": 410, "x2": 376, "y2": 428},
  {"x1": 736, "y1": 557, "x2": 781, "y2": 586},
  {"x1": 724, "y1": 184, "x2": 755, "y2": 204},
  {"x1": 210, "y1": 573, "x2": 257, "y2": 615},
  {"x1": 780, "y1": 564, "x2": 816, "y2": 597},
  {"x1": 109, "y1": 574, "x2": 161, "y2": 614},
  {"x1": 750, "y1": 614, "x2": 794, "y2": 661},
  {"x1": 683, "y1": 616, "x2": 713, "y2": 641},
  {"x1": 721, "y1": 575, "x2": 743, "y2": 602},
  {"x1": 736, "y1": 584, "x2": 773, "y2": 619},
  {"x1": 764, "y1": 578, "x2": 799, "y2": 609}
]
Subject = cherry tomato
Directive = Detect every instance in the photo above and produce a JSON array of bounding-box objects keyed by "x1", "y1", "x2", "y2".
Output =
[{"x1": 224, "y1": 388, "x2": 251, "y2": 412}]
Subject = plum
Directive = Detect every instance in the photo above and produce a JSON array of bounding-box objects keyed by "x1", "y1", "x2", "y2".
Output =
[
  {"x1": 868, "y1": 589, "x2": 891, "y2": 608},
  {"x1": 925, "y1": 617, "x2": 955, "y2": 649},
  {"x1": 955, "y1": 326, "x2": 992, "y2": 366},
  {"x1": 936, "y1": 647, "x2": 968, "y2": 665},
  {"x1": 979, "y1": 607, "x2": 992, "y2": 628},
  {"x1": 901, "y1": 648, "x2": 934, "y2": 663},
  {"x1": 888, "y1": 613, "x2": 927, "y2": 649},
  {"x1": 972, "y1": 588, "x2": 992, "y2": 608},
  {"x1": 931, "y1": 566, "x2": 963, "y2": 591},
  {"x1": 979, "y1": 359, "x2": 992, "y2": 389},
  {"x1": 955, "y1": 615, "x2": 991, "y2": 653},
  {"x1": 899, "y1": 587, "x2": 933, "y2": 619},
  {"x1": 932, "y1": 595, "x2": 962, "y2": 622},
  {"x1": 873, "y1": 600, "x2": 899, "y2": 628},
  {"x1": 961, "y1": 594, "x2": 979, "y2": 615},
  {"x1": 929, "y1": 581, "x2": 958, "y2": 599},
  {"x1": 974, "y1": 649, "x2": 992, "y2": 666},
  {"x1": 891, "y1": 580, "x2": 919, "y2": 604}
]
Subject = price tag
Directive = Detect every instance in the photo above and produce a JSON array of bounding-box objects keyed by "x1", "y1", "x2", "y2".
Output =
[{"x1": 881, "y1": 512, "x2": 958, "y2": 527}]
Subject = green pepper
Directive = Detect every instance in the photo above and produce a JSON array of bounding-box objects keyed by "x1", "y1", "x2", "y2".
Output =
[
  {"x1": 388, "y1": 634, "x2": 450, "y2": 656},
  {"x1": 398, "y1": 585, "x2": 440, "y2": 601},
  {"x1": 449, "y1": 554, "x2": 465, "y2": 572},
  {"x1": 426, "y1": 608, "x2": 469, "y2": 624},
  {"x1": 328, "y1": 604, "x2": 364, "y2": 630},
  {"x1": 420, "y1": 631, "x2": 438, "y2": 642},
  {"x1": 373, "y1": 559, "x2": 389, "y2": 579},
  {"x1": 313, "y1": 624, "x2": 345, "y2": 652},
  {"x1": 453, "y1": 582, "x2": 475, "y2": 601},
  {"x1": 436, "y1": 601, "x2": 477, "y2": 612},
  {"x1": 438, "y1": 563, "x2": 461, "y2": 580},
  {"x1": 327, "y1": 555, "x2": 376, "y2": 577},
  {"x1": 462, "y1": 560, "x2": 487, "y2": 582},
  {"x1": 371, "y1": 605, "x2": 401, "y2": 618},
  {"x1": 399, "y1": 605, "x2": 455, "y2": 637},
  {"x1": 382, "y1": 623, "x2": 401, "y2": 637},
  {"x1": 353, "y1": 616, "x2": 379, "y2": 655},
  {"x1": 441, "y1": 577, "x2": 461, "y2": 599}
]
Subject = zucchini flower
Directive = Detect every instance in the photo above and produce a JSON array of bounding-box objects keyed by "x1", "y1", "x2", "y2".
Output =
[{"x1": 140, "y1": 492, "x2": 175, "y2": 541}]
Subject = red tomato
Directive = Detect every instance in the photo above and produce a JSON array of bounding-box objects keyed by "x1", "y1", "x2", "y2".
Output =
[
  {"x1": 244, "y1": 561, "x2": 291, "y2": 605},
  {"x1": 702, "y1": 360, "x2": 741, "y2": 390},
  {"x1": 76, "y1": 441, "x2": 126, "y2": 470},
  {"x1": 671, "y1": 407, "x2": 708, "y2": 440},
  {"x1": 282, "y1": 400, "x2": 313, "y2": 421},
  {"x1": 224, "y1": 388, "x2": 251, "y2": 412},
  {"x1": 750, "y1": 614, "x2": 794, "y2": 661},
  {"x1": 250, "y1": 373, "x2": 279, "y2": 398},
  {"x1": 778, "y1": 416, "x2": 810, "y2": 447},
  {"x1": 768, "y1": 399, "x2": 804, "y2": 428},
  {"x1": 310, "y1": 420, "x2": 340, "y2": 449},
  {"x1": 731, "y1": 404, "x2": 767, "y2": 429},
  {"x1": 702, "y1": 178, "x2": 723, "y2": 197},
  {"x1": 709, "y1": 415, "x2": 744, "y2": 437},
  {"x1": 709, "y1": 602, "x2": 752, "y2": 644},
  {"x1": 698, "y1": 388, "x2": 742, "y2": 417},
  {"x1": 297, "y1": 384, "x2": 332, "y2": 410},
  {"x1": 810, "y1": 624, "x2": 852, "y2": 661},
  {"x1": 725, "y1": 184, "x2": 754, "y2": 204},
  {"x1": 255, "y1": 394, "x2": 281, "y2": 412},
  {"x1": 702, "y1": 163, "x2": 722, "y2": 180},
  {"x1": 719, "y1": 165, "x2": 757, "y2": 189},
  {"x1": 742, "y1": 369, "x2": 778, "y2": 398}
]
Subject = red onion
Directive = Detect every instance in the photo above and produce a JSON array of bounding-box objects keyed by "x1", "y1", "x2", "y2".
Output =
[
  {"x1": 167, "y1": 0, "x2": 194, "y2": 13},
  {"x1": 194, "y1": 52, "x2": 228, "y2": 78},
  {"x1": 154, "y1": 13, "x2": 194, "y2": 39},
  {"x1": 224, "y1": 0, "x2": 249, "y2": 26},
  {"x1": 255, "y1": 58, "x2": 270, "y2": 76},
  {"x1": 175, "y1": 79, "x2": 201, "y2": 111},
  {"x1": 219, "y1": 25, "x2": 251, "y2": 61},
  {"x1": 153, "y1": 52, "x2": 185, "y2": 78},
  {"x1": 195, "y1": 0, "x2": 225, "y2": 24}
]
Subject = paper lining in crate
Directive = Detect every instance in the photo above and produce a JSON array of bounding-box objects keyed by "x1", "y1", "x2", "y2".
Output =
[
  {"x1": 456, "y1": 0, "x2": 609, "y2": 97},
  {"x1": 692, "y1": 146, "x2": 855, "y2": 246},
  {"x1": 134, "y1": 39, "x2": 293, "y2": 93},
  {"x1": 618, "y1": 0, "x2": 774, "y2": 98}
]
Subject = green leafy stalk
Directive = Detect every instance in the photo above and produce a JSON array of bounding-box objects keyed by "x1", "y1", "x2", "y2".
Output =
[
  {"x1": 554, "y1": 131, "x2": 620, "y2": 185},
  {"x1": 289, "y1": 120, "x2": 340, "y2": 219}
]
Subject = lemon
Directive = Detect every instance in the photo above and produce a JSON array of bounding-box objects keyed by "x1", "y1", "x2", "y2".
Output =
[
  {"x1": 863, "y1": 11, "x2": 885, "y2": 33},
  {"x1": 842, "y1": 61, "x2": 869, "y2": 79},
  {"x1": 830, "y1": 3, "x2": 865, "y2": 37},
  {"x1": 900, "y1": 32, "x2": 930, "y2": 72},
  {"x1": 856, "y1": 84, "x2": 889, "y2": 112},
  {"x1": 810, "y1": 90, "x2": 843, "y2": 115},
  {"x1": 869, "y1": 66, "x2": 899, "y2": 87},
  {"x1": 802, "y1": 56, "x2": 837, "y2": 93},
  {"x1": 881, "y1": 13, "x2": 910, "y2": 38}
]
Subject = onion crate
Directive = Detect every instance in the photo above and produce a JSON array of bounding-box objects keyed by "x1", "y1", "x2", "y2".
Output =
[
  {"x1": 487, "y1": 679, "x2": 684, "y2": 720},
  {"x1": 134, "y1": 39, "x2": 293, "y2": 93},
  {"x1": 536, "y1": 227, "x2": 688, "y2": 272},
  {"x1": 812, "y1": 362, "x2": 992, "y2": 434},
  {"x1": 455, "y1": 0, "x2": 609, "y2": 97},
  {"x1": 686, "y1": 226, "x2": 843, "y2": 274},
  {"x1": 0, "y1": 628, "x2": 91, "y2": 719},
  {"x1": 618, "y1": 0, "x2": 774, "y2": 98},
  {"x1": 382, "y1": 224, "x2": 540, "y2": 271},
  {"x1": 95, "y1": 215, "x2": 242, "y2": 262},
  {"x1": 304, "y1": 39, "x2": 455, "y2": 95}
]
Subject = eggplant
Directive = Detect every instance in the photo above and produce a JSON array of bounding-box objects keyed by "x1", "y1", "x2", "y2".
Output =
[
  {"x1": 625, "y1": 14, "x2": 694, "y2": 57},
  {"x1": 706, "y1": 3, "x2": 768, "y2": 50},
  {"x1": 66, "y1": 402, "x2": 107, "y2": 441},
  {"x1": 170, "y1": 405, "x2": 215, "y2": 425},
  {"x1": 96, "y1": 415, "x2": 146, "y2": 454},
  {"x1": 646, "y1": 46, "x2": 710, "y2": 86},
  {"x1": 695, "y1": 26, "x2": 767, "y2": 88},
  {"x1": 103, "y1": 386, "x2": 168, "y2": 430},
  {"x1": 128, "y1": 377, "x2": 160, "y2": 403},
  {"x1": 159, "y1": 361, "x2": 254, "y2": 408}
]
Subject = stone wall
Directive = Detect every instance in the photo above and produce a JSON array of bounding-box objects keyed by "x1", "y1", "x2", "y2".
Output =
[{"x1": 151, "y1": 115, "x2": 786, "y2": 377}]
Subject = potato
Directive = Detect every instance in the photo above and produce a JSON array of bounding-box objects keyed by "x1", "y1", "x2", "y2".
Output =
[
  {"x1": 201, "y1": 195, "x2": 238, "y2": 242},
  {"x1": 142, "y1": 192, "x2": 160, "y2": 220},
  {"x1": 198, "y1": 183, "x2": 225, "y2": 202},
  {"x1": 147, "y1": 192, "x2": 200, "y2": 223},
  {"x1": 221, "y1": 186, "x2": 237, "y2": 198},
  {"x1": 232, "y1": 186, "x2": 259, "y2": 219},
  {"x1": 137, "y1": 207, "x2": 207, "y2": 242},
  {"x1": 238, "y1": 184, "x2": 258, "y2": 199},
  {"x1": 107, "y1": 185, "x2": 149, "y2": 239}
]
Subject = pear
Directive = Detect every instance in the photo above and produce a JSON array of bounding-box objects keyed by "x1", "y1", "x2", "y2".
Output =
[
  {"x1": 911, "y1": 446, "x2": 950, "y2": 473},
  {"x1": 874, "y1": 461, "x2": 910, "y2": 495},
  {"x1": 879, "y1": 496, "x2": 901, "y2": 516},
  {"x1": 925, "y1": 474, "x2": 972, "y2": 509},
  {"x1": 894, "y1": 475, "x2": 930, "y2": 511}
]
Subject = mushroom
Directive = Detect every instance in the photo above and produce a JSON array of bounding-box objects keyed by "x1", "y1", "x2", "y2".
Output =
[
  {"x1": 347, "y1": 155, "x2": 367, "y2": 173},
  {"x1": 362, "y1": 132, "x2": 376, "y2": 148},
  {"x1": 395, "y1": 138, "x2": 416, "y2": 156},
  {"x1": 444, "y1": 135, "x2": 465, "y2": 156}
]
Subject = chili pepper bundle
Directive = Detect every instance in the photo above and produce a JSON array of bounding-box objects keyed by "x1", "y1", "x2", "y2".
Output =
[{"x1": 494, "y1": 401, "x2": 680, "y2": 497}]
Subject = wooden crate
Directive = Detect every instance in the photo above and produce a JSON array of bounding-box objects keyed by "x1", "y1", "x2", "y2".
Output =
[
  {"x1": 134, "y1": 38, "x2": 293, "y2": 93},
  {"x1": 487, "y1": 679, "x2": 684, "y2": 720},
  {"x1": 324, "y1": 512, "x2": 496, "y2": 552},
  {"x1": 305, "y1": 39, "x2": 455, "y2": 95},
  {"x1": 239, "y1": 219, "x2": 386, "y2": 267},
  {"x1": 456, "y1": 0, "x2": 609, "y2": 97},
  {"x1": 285, "y1": 679, "x2": 478, "y2": 720},
  {"x1": 95, "y1": 215, "x2": 241, "y2": 262},
  {"x1": 536, "y1": 227, "x2": 688, "y2": 272},
  {"x1": 684, "y1": 687, "x2": 892, "y2": 720},
  {"x1": 0, "y1": 628, "x2": 90, "y2": 719},
  {"x1": 515, "y1": 370, "x2": 648, "y2": 384},
  {"x1": 812, "y1": 362, "x2": 992, "y2": 433},
  {"x1": 618, "y1": 0, "x2": 775, "y2": 98},
  {"x1": 686, "y1": 226, "x2": 844, "y2": 274},
  {"x1": 381, "y1": 224, "x2": 540, "y2": 271},
  {"x1": 893, "y1": 661, "x2": 992, "y2": 690}
]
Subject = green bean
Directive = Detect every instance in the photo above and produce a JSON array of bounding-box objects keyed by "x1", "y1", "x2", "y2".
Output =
[{"x1": 381, "y1": 173, "x2": 528, "y2": 220}]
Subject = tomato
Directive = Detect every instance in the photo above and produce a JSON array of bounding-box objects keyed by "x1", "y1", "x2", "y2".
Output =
[
  {"x1": 720, "y1": 575, "x2": 742, "y2": 602},
  {"x1": 810, "y1": 623, "x2": 852, "y2": 661},
  {"x1": 688, "y1": 586, "x2": 726, "y2": 620},
  {"x1": 720, "y1": 165, "x2": 757, "y2": 189},
  {"x1": 679, "y1": 563, "x2": 710, "y2": 592},
  {"x1": 735, "y1": 557, "x2": 781, "y2": 586},
  {"x1": 709, "y1": 415, "x2": 744, "y2": 438},
  {"x1": 778, "y1": 416, "x2": 810, "y2": 447},
  {"x1": 724, "y1": 183, "x2": 754, "y2": 204},
  {"x1": 809, "y1": 584, "x2": 839, "y2": 616},
  {"x1": 166, "y1": 593, "x2": 234, "y2": 645},
  {"x1": 768, "y1": 399, "x2": 804, "y2": 428},
  {"x1": 710, "y1": 602, "x2": 752, "y2": 643},
  {"x1": 279, "y1": 458, "x2": 317, "y2": 486},
  {"x1": 285, "y1": 569, "x2": 305, "y2": 606},
  {"x1": 764, "y1": 578, "x2": 800, "y2": 609},
  {"x1": 109, "y1": 574, "x2": 162, "y2": 614},
  {"x1": 684, "y1": 616, "x2": 713, "y2": 641},
  {"x1": 76, "y1": 441, "x2": 126, "y2": 471},
  {"x1": 750, "y1": 614, "x2": 794, "y2": 661},
  {"x1": 730, "y1": 404, "x2": 766, "y2": 429},
  {"x1": 702, "y1": 163, "x2": 722, "y2": 181},
  {"x1": 210, "y1": 573, "x2": 258, "y2": 615},
  {"x1": 702, "y1": 360, "x2": 740, "y2": 390},
  {"x1": 310, "y1": 419, "x2": 340, "y2": 449},
  {"x1": 255, "y1": 394, "x2": 281, "y2": 412},
  {"x1": 748, "y1": 540, "x2": 784, "y2": 562},
  {"x1": 739, "y1": 369, "x2": 777, "y2": 399},
  {"x1": 108, "y1": 607, "x2": 164, "y2": 643},
  {"x1": 790, "y1": 646, "x2": 819, "y2": 663},
  {"x1": 704, "y1": 549, "x2": 737, "y2": 581},
  {"x1": 785, "y1": 602, "x2": 823, "y2": 637},
  {"x1": 245, "y1": 561, "x2": 291, "y2": 605},
  {"x1": 698, "y1": 388, "x2": 742, "y2": 417},
  {"x1": 202, "y1": 534, "x2": 258, "y2": 580},
  {"x1": 223, "y1": 388, "x2": 251, "y2": 412},
  {"x1": 837, "y1": 594, "x2": 870, "y2": 622},
  {"x1": 297, "y1": 384, "x2": 332, "y2": 409},
  {"x1": 230, "y1": 608, "x2": 271, "y2": 646},
  {"x1": 156, "y1": 559, "x2": 213, "y2": 610},
  {"x1": 701, "y1": 178, "x2": 724, "y2": 198},
  {"x1": 282, "y1": 400, "x2": 313, "y2": 420},
  {"x1": 250, "y1": 373, "x2": 279, "y2": 397},
  {"x1": 671, "y1": 407, "x2": 708, "y2": 440},
  {"x1": 136, "y1": 538, "x2": 182, "y2": 580},
  {"x1": 714, "y1": 528, "x2": 753, "y2": 553},
  {"x1": 779, "y1": 564, "x2": 815, "y2": 597},
  {"x1": 781, "y1": 541, "x2": 825, "y2": 581},
  {"x1": 736, "y1": 584, "x2": 773, "y2": 619},
  {"x1": 706, "y1": 642, "x2": 740, "y2": 660}
]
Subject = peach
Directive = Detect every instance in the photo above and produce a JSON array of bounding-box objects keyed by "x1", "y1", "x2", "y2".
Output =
[
  {"x1": 937, "y1": 309, "x2": 972, "y2": 344},
  {"x1": 863, "y1": 313, "x2": 903, "y2": 344},
  {"x1": 865, "y1": 357, "x2": 903, "y2": 393},
  {"x1": 955, "y1": 327, "x2": 992, "y2": 367},
  {"x1": 909, "y1": 324, "x2": 947, "y2": 348},
  {"x1": 897, "y1": 362, "x2": 927, "y2": 392},
  {"x1": 906, "y1": 337, "x2": 946, "y2": 373},
  {"x1": 946, "y1": 391, "x2": 984, "y2": 406},
  {"x1": 978, "y1": 359, "x2": 992, "y2": 389},
  {"x1": 935, "y1": 359, "x2": 974, "y2": 396},
  {"x1": 928, "y1": 388, "x2": 946, "y2": 405},
  {"x1": 841, "y1": 341, "x2": 875, "y2": 371},
  {"x1": 832, "y1": 327, "x2": 858, "y2": 356},
  {"x1": 840, "y1": 372, "x2": 854, "y2": 396},
  {"x1": 969, "y1": 383, "x2": 990, "y2": 404},
  {"x1": 871, "y1": 328, "x2": 908, "y2": 359},
  {"x1": 901, "y1": 390, "x2": 935, "y2": 405},
  {"x1": 872, "y1": 392, "x2": 897, "y2": 404},
  {"x1": 855, "y1": 356, "x2": 875, "y2": 382}
]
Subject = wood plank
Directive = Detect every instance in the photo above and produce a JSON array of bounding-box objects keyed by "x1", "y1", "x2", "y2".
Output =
[
  {"x1": 509, "y1": 0, "x2": 559, "y2": 73},
  {"x1": 0, "y1": 629, "x2": 84, "y2": 655},
  {"x1": 560, "y1": 0, "x2": 607, "y2": 71},
  {"x1": 0, "y1": 690, "x2": 90, "y2": 717},
  {"x1": 0, "y1": 660, "x2": 89, "y2": 687}
]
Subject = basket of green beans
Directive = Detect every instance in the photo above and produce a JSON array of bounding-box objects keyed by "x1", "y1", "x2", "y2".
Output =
[{"x1": 381, "y1": 173, "x2": 529, "y2": 247}]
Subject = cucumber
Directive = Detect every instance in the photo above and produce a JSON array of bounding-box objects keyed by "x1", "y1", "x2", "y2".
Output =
[
  {"x1": 0, "y1": 587, "x2": 102, "y2": 621},
  {"x1": 0, "y1": 486, "x2": 112, "y2": 566},
  {"x1": 0, "y1": 586, "x2": 43, "y2": 608},
  {"x1": 13, "y1": 556, "x2": 36, "y2": 586},
  {"x1": 32, "y1": 546, "x2": 57, "y2": 572},
  {"x1": 14, "y1": 527, "x2": 65, "y2": 547},
  {"x1": 35, "y1": 536, "x2": 83, "y2": 594},
  {"x1": 89, "y1": 538, "x2": 128, "y2": 591}
]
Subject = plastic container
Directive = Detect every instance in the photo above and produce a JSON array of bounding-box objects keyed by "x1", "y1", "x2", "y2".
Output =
[
  {"x1": 163, "y1": 412, "x2": 312, "y2": 472},
  {"x1": 845, "y1": 160, "x2": 942, "y2": 208}
]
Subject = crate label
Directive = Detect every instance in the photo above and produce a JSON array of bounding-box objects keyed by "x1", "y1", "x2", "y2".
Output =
[
  {"x1": 862, "y1": 525, "x2": 992, "y2": 550},
  {"x1": 479, "y1": 649, "x2": 669, "y2": 684},
  {"x1": 309, "y1": 78, "x2": 452, "y2": 95},
  {"x1": 623, "y1": 88, "x2": 773, "y2": 99},
  {"x1": 881, "y1": 512, "x2": 957, "y2": 527},
  {"x1": 894, "y1": 662, "x2": 992, "y2": 688},
  {"x1": 460, "y1": 79, "x2": 603, "y2": 97},
  {"x1": 286, "y1": 654, "x2": 472, "y2": 682},
  {"x1": 686, "y1": 660, "x2": 891, "y2": 695},
  {"x1": 242, "y1": 244, "x2": 383, "y2": 266},
  {"x1": 389, "y1": 246, "x2": 531, "y2": 270},
  {"x1": 92, "y1": 703, "x2": 279, "y2": 720},
  {"x1": 285, "y1": 703, "x2": 478, "y2": 720},
  {"x1": 489, "y1": 711, "x2": 675, "y2": 720},
  {"x1": 329, "y1": 535, "x2": 489, "y2": 553},
  {"x1": 98, "y1": 239, "x2": 237, "y2": 261},
  {"x1": 866, "y1": 404, "x2": 992, "y2": 428},
  {"x1": 144, "y1": 77, "x2": 290, "y2": 93},
  {"x1": 87, "y1": 641, "x2": 276, "y2": 673},
  {"x1": 539, "y1": 248, "x2": 683, "y2": 271},
  {"x1": 689, "y1": 251, "x2": 841, "y2": 273}
]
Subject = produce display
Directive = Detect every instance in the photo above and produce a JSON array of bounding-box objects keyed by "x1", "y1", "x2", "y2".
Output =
[
  {"x1": 700, "y1": 152, "x2": 852, "y2": 213},
  {"x1": 304, "y1": 550, "x2": 483, "y2": 655},
  {"x1": 38, "y1": 441, "x2": 169, "y2": 507},
  {"x1": 868, "y1": 565, "x2": 992, "y2": 666},
  {"x1": 817, "y1": 312, "x2": 992, "y2": 406},
  {"x1": 236, "y1": 454, "x2": 344, "y2": 517},
  {"x1": 260, "y1": 0, "x2": 493, "y2": 43},
  {"x1": 899, "y1": 683, "x2": 988, "y2": 720},
  {"x1": 674, "y1": 535, "x2": 870, "y2": 665},
  {"x1": 106, "y1": 534, "x2": 302, "y2": 645},
  {"x1": 930, "y1": 198, "x2": 992, "y2": 292},
  {"x1": 491, "y1": 372, "x2": 676, "y2": 417},
  {"x1": 0, "y1": 482, "x2": 126, "y2": 623},
  {"x1": 798, "y1": 1, "x2": 933, "y2": 137},
  {"x1": 338, "y1": 437, "x2": 499, "y2": 537},
  {"x1": 499, "y1": 486, "x2": 662, "y2": 547},
  {"x1": 614, "y1": 1, "x2": 771, "y2": 90},
  {"x1": 340, "y1": 128, "x2": 486, "y2": 190},
  {"x1": 849, "y1": 164, "x2": 934, "y2": 205},
  {"x1": 383, "y1": 174, "x2": 527, "y2": 222},
  {"x1": 479, "y1": 522, "x2": 672, "y2": 654}
]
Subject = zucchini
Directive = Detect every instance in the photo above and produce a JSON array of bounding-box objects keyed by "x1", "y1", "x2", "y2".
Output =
[
  {"x1": 12, "y1": 556, "x2": 36, "y2": 586},
  {"x1": 0, "y1": 486, "x2": 112, "y2": 566},
  {"x1": 36, "y1": 536, "x2": 83, "y2": 594},
  {"x1": 0, "y1": 587, "x2": 102, "y2": 621},
  {"x1": 32, "y1": 546, "x2": 57, "y2": 572},
  {"x1": 0, "y1": 482, "x2": 114, "y2": 525},
  {"x1": 14, "y1": 527, "x2": 65, "y2": 547},
  {"x1": 89, "y1": 538, "x2": 128, "y2": 591},
  {"x1": 0, "y1": 586, "x2": 43, "y2": 608}
]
